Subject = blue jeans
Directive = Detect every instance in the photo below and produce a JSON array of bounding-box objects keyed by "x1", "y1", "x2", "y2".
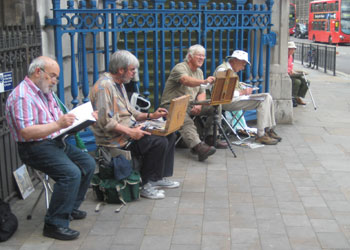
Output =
[{"x1": 18, "y1": 139, "x2": 95, "y2": 228}]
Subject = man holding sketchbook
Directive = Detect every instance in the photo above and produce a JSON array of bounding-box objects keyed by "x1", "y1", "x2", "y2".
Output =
[
  {"x1": 89, "y1": 50, "x2": 179, "y2": 201},
  {"x1": 214, "y1": 50, "x2": 282, "y2": 145},
  {"x1": 5, "y1": 56, "x2": 96, "y2": 241}
]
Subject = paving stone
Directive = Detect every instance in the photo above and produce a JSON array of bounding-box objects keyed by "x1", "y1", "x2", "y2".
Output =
[
  {"x1": 310, "y1": 219, "x2": 341, "y2": 232},
  {"x1": 257, "y1": 219, "x2": 286, "y2": 235},
  {"x1": 204, "y1": 208, "x2": 229, "y2": 222},
  {"x1": 253, "y1": 196, "x2": 278, "y2": 208},
  {"x1": 230, "y1": 228, "x2": 259, "y2": 245},
  {"x1": 259, "y1": 233, "x2": 291, "y2": 250},
  {"x1": 305, "y1": 207, "x2": 334, "y2": 219},
  {"x1": 154, "y1": 197, "x2": 180, "y2": 208},
  {"x1": 202, "y1": 221, "x2": 230, "y2": 236},
  {"x1": 79, "y1": 235, "x2": 114, "y2": 250},
  {"x1": 139, "y1": 235, "x2": 172, "y2": 250},
  {"x1": 170, "y1": 245, "x2": 200, "y2": 250},
  {"x1": 112, "y1": 228, "x2": 144, "y2": 246},
  {"x1": 145, "y1": 219, "x2": 175, "y2": 236},
  {"x1": 120, "y1": 214, "x2": 150, "y2": 229},
  {"x1": 278, "y1": 201, "x2": 306, "y2": 215},
  {"x1": 282, "y1": 214, "x2": 311, "y2": 227},
  {"x1": 296, "y1": 186, "x2": 320, "y2": 197},
  {"x1": 175, "y1": 214, "x2": 203, "y2": 229},
  {"x1": 201, "y1": 235, "x2": 231, "y2": 250},
  {"x1": 89, "y1": 220, "x2": 120, "y2": 235},
  {"x1": 301, "y1": 196, "x2": 328, "y2": 208},
  {"x1": 255, "y1": 207, "x2": 281, "y2": 220},
  {"x1": 327, "y1": 200, "x2": 350, "y2": 212},
  {"x1": 316, "y1": 232, "x2": 350, "y2": 249},
  {"x1": 151, "y1": 207, "x2": 177, "y2": 221},
  {"x1": 172, "y1": 228, "x2": 201, "y2": 245},
  {"x1": 286, "y1": 226, "x2": 321, "y2": 249},
  {"x1": 251, "y1": 187, "x2": 274, "y2": 197}
]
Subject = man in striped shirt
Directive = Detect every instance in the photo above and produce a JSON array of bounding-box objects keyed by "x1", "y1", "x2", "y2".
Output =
[{"x1": 5, "y1": 56, "x2": 95, "y2": 241}]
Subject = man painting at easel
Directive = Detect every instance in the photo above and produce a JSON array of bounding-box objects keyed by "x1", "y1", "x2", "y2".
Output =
[{"x1": 161, "y1": 44, "x2": 228, "y2": 162}]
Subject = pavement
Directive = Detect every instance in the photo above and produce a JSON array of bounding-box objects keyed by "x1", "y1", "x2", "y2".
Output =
[{"x1": 2, "y1": 63, "x2": 350, "y2": 250}]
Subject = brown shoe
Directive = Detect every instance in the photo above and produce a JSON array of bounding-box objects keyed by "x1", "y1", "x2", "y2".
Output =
[
  {"x1": 205, "y1": 135, "x2": 228, "y2": 149},
  {"x1": 192, "y1": 142, "x2": 216, "y2": 161},
  {"x1": 266, "y1": 129, "x2": 282, "y2": 142},
  {"x1": 255, "y1": 135, "x2": 278, "y2": 145},
  {"x1": 296, "y1": 97, "x2": 306, "y2": 105}
]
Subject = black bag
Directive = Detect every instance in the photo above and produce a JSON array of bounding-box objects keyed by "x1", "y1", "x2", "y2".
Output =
[{"x1": 0, "y1": 199, "x2": 18, "y2": 242}]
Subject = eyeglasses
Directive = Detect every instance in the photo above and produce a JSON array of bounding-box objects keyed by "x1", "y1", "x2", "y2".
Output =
[
  {"x1": 194, "y1": 54, "x2": 206, "y2": 58},
  {"x1": 40, "y1": 68, "x2": 59, "y2": 82}
]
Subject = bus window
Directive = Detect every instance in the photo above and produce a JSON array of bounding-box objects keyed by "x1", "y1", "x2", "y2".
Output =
[
  {"x1": 336, "y1": 1, "x2": 339, "y2": 11},
  {"x1": 327, "y1": 15, "x2": 331, "y2": 31}
]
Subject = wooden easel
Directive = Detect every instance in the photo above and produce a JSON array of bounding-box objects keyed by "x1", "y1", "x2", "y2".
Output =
[
  {"x1": 146, "y1": 95, "x2": 190, "y2": 136},
  {"x1": 193, "y1": 69, "x2": 238, "y2": 157}
]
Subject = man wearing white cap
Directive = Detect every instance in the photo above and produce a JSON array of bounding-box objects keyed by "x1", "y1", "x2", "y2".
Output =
[
  {"x1": 214, "y1": 50, "x2": 281, "y2": 145},
  {"x1": 288, "y1": 41, "x2": 309, "y2": 106}
]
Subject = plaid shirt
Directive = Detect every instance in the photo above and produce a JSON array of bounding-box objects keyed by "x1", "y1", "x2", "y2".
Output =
[
  {"x1": 89, "y1": 72, "x2": 141, "y2": 148},
  {"x1": 5, "y1": 76, "x2": 63, "y2": 142}
]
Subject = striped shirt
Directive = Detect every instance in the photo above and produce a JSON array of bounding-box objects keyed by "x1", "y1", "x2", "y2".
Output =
[{"x1": 5, "y1": 76, "x2": 63, "y2": 142}]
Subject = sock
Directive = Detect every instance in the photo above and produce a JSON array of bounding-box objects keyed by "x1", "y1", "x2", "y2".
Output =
[{"x1": 258, "y1": 129, "x2": 264, "y2": 137}]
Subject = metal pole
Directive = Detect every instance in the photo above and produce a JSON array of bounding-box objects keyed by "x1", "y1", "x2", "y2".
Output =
[{"x1": 302, "y1": 71, "x2": 317, "y2": 110}]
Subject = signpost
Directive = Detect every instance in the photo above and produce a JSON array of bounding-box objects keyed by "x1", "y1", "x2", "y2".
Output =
[{"x1": 0, "y1": 71, "x2": 13, "y2": 93}]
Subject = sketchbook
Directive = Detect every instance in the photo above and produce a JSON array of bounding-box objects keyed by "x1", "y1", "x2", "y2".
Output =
[{"x1": 53, "y1": 101, "x2": 96, "y2": 140}]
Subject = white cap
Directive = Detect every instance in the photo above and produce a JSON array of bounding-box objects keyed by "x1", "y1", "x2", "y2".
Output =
[
  {"x1": 288, "y1": 41, "x2": 297, "y2": 49},
  {"x1": 226, "y1": 50, "x2": 250, "y2": 65}
]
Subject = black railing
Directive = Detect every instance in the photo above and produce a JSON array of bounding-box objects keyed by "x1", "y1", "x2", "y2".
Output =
[
  {"x1": 0, "y1": 14, "x2": 42, "y2": 201},
  {"x1": 294, "y1": 42, "x2": 336, "y2": 76}
]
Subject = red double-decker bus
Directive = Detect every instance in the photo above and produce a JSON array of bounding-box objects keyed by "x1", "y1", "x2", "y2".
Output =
[
  {"x1": 309, "y1": 0, "x2": 350, "y2": 44},
  {"x1": 289, "y1": 3, "x2": 297, "y2": 35}
]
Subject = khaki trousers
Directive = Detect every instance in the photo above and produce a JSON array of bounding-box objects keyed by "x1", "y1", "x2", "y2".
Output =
[{"x1": 222, "y1": 93, "x2": 276, "y2": 132}]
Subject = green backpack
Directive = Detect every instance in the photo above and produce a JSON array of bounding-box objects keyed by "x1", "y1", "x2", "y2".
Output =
[{"x1": 91, "y1": 171, "x2": 141, "y2": 205}]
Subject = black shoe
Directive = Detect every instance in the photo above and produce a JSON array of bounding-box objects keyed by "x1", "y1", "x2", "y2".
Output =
[
  {"x1": 70, "y1": 209, "x2": 87, "y2": 220},
  {"x1": 43, "y1": 223, "x2": 80, "y2": 240}
]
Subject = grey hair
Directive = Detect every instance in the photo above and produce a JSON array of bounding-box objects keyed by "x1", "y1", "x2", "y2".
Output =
[
  {"x1": 28, "y1": 57, "x2": 46, "y2": 76},
  {"x1": 109, "y1": 50, "x2": 140, "y2": 74},
  {"x1": 27, "y1": 55, "x2": 57, "y2": 76},
  {"x1": 184, "y1": 44, "x2": 206, "y2": 62}
]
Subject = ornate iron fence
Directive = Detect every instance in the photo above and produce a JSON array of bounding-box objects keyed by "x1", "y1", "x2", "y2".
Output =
[
  {"x1": 0, "y1": 15, "x2": 42, "y2": 201},
  {"x1": 46, "y1": 0, "x2": 276, "y2": 108}
]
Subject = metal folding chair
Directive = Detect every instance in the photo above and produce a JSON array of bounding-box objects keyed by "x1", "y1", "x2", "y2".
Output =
[
  {"x1": 27, "y1": 168, "x2": 53, "y2": 220},
  {"x1": 221, "y1": 110, "x2": 252, "y2": 142}
]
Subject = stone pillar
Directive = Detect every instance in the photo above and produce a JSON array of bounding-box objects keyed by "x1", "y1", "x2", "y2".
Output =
[{"x1": 255, "y1": 0, "x2": 293, "y2": 123}]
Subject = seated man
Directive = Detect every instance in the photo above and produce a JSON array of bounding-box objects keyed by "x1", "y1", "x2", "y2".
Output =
[
  {"x1": 89, "y1": 50, "x2": 179, "y2": 200},
  {"x1": 5, "y1": 56, "x2": 96, "y2": 241},
  {"x1": 288, "y1": 41, "x2": 309, "y2": 106},
  {"x1": 160, "y1": 44, "x2": 227, "y2": 162},
  {"x1": 214, "y1": 50, "x2": 281, "y2": 145}
]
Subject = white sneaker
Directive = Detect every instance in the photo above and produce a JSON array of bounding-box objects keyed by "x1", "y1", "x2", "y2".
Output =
[
  {"x1": 149, "y1": 178, "x2": 180, "y2": 189},
  {"x1": 140, "y1": 183, "x2": 165, "y2": 199}
]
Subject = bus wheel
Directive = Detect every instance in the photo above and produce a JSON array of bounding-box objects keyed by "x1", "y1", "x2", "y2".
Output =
[
  {"x1": 328, "y1": 36, "x2": 332, "y2": 44},
  {"x1": 312, "y1": 35, "x2": 316, "y2": 43}
]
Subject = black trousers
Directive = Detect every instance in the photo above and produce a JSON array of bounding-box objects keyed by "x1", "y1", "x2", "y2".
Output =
[{"x1": 130, "y1": 133, "x2": 175, "y2": 184}]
